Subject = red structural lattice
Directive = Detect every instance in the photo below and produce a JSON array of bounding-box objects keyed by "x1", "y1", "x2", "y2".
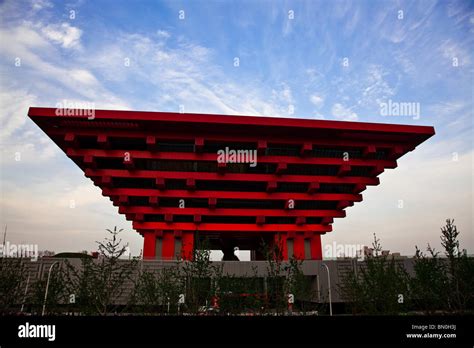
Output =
[{"x1": 28, "y1": 107, "x2": 435, "y2": 261}]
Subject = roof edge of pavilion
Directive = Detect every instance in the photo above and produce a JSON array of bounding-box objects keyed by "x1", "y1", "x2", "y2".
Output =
[{"x1": 28, "y1": 107, "x2": 435, "y2": 141}]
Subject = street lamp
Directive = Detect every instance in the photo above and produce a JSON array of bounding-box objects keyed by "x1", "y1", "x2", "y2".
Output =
[
  {"x1": 20, "y1": 273, "x2": 31, "y2": 313},
  {"x1": 42, "y1": 261, "x2": 60, "y2": 316},
  {"x1": 321, "y1": 263, "x2": 332, "y2": 316}
]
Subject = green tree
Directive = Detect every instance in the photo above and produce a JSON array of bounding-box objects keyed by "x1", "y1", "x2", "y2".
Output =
[
  {"x1": 180, "y1": 239, "x2": 221, "y2": 313},
  {"x1": 340, "y1": 234, "x2": 409, "y2": 315},
  {"x1": 440, "y1": 219, "x2": 473, "y2": 312},
  {"x1": 410, "y1": 245, "x2": 449, "y2": 313},
  {"x1": 29, "y1": 263, "x2": 69, "y2": 315},
  {"x1": 132, "y1": 267, "x2": 183, "y2": 314},
  {"x1": 263, "y1": 237, "x2": 286, "y2": 313},
  {"x1": 0, "y1": 258, "x2": 29, "y2": 314},
  {"x1": 284, "y1": 257, "x2": 313, "y2": 313},
  {"x1": 64, "y1": 227, "x2": 139, "y2": 315}
]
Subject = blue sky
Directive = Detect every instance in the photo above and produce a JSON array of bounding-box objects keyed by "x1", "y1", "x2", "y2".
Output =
[{"x1": 0, "y1": 0, "x2": 472, "y2": 258}]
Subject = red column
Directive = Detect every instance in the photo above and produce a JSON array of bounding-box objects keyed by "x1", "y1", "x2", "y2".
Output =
[
  {"x1": 162, "y1": 231, "x2": 175, "y2": 260},
  {"x1": 181, "y1": 231, "x2": 195, "y2": 260},
  {"x1": 293, "y1": 232, "x2": 305, "y2": 259},
  {"x1": 274, "y1": 233, "x2": 288, "y2": 260},
  {"x1": 310, "y1": 234, "x2": 322, "y2": 260},
  {"x1": 143, "y1": 231, "x2": 156, "y2": 259}
]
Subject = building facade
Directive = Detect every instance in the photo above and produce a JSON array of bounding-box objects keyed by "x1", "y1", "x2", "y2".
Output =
[{"x1": 28, "y1": 107, "x2": 435, "y2": 260}]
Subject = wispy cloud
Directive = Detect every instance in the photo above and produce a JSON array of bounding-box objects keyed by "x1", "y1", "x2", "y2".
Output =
[
  {"x1": 309, "y1": 94, "x2": 324, "y2": 108},
  {"x1": 439, "y1": 39, "x2": 471, "y2": 66},
  {"x1": 331, "y1": 103, "x2": 358, "y2": 121},
  {"x1": 41, "y1": 22, "x2": 82, "y2": 49}
]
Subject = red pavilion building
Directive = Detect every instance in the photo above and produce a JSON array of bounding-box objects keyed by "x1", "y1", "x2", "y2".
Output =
[{"x1": 28, "y1": 107, "x2": 435, "y2": 261}]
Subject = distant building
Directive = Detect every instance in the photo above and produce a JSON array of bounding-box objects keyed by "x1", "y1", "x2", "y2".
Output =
[{"x1": 38, "y1": 250, "x2": 55, "y2": 258}]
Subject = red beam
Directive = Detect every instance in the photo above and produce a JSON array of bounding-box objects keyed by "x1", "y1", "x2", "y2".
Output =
[
  {"x1": 101, "y1": 187, "x2": 363, "y2": 202},
  {"x1": 118, "y1": 206, "x2": 346, "y2": 217},
  {"x1": 45, "y1": 127, "x2": 427, "y2": 151},
  {"x1": 133, "y1": 222, "x2": 333, "y2": 232},
  {"x1": 65, "y1": 148, "x2": 398, "y2": 168},
  {"x1": 85, "y1": 168, "x2": 380, "y2": 185}
]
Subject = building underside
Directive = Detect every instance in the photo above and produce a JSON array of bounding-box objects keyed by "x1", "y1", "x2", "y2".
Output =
[{"x1": 28, "y1": 107, "x2": 435, "y2": 260}]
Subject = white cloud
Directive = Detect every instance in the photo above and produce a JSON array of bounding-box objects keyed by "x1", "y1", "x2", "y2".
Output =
[
  {"x1": 0, "y1": 172, "x2": 139, "y2": 253},
  {"x1": 331, "y1": 103, "x2": 358, "y2": 121},
  {"x1": 0, "y1": 90, "x2": 59, "y2": 166},
  {"x1": 309, "y1": 94, "x2": 324, "y2": 108},
  {"x1": 31, "y1": 0, "x2": 53, "y2": 11},
  {"x1": 0, "y1": 22, "x2": 48, "y2": 48},
  {"x1": 156, "y1": 30, "x2": 170, "y2": 39},
  {"x1": 362, "y1": 65, "x2": 395, "y2": 102},
  {"x1": 394, "y1": 52, "x2": 416, "y2": 76},
  {"x1": 0, "y1": 89, "x2": 37, "y2": 139},
  {"x1": 41, "y1": 22, "x2": 82, "y2": 49},
  {"x1": 329, "y1": 65, "x2": 395, "y2": 116},
  {"x1": 344, "y1": 7, "x2": 360, "y2": 35},
  {"x1": 305, "y1": 68, "x2": 323, "y2": 82},
  {"x1": 0, "y1": 21, "x2": 129, "y2": 103},
  {"x1": 0, "y1": 20, "x2": 131, "y2": 170},
  {"x1": 81, "y1": 32, "x2": 297, "y2": 117},
  {"x1": 70, "y1": 69, "x2": 99, "y2": 86},
  {"x1": 427, "y1": 100, "x2": 473, "y2": 138},
  {"x1": 439, "y1": 39, "x2": 471, "y2": 66},
  {"x1": 282, "y1": 18, "x2": 293, "y2": 37},
  {"x1": 271, "y1": 82, "x2": 293, "y2": 105}
]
